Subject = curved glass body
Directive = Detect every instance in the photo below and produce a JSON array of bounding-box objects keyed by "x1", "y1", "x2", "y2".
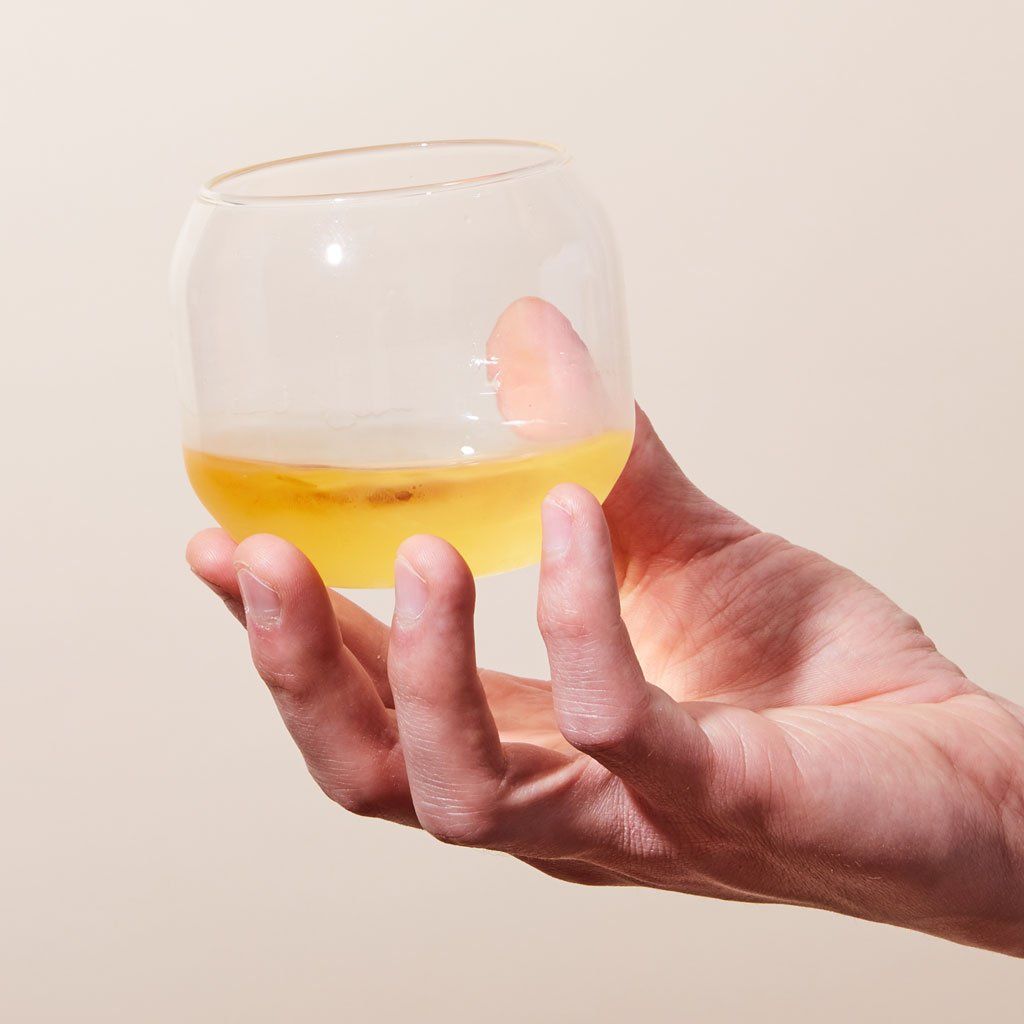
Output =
[{"x1": 171, "y1": 140, "x2": 633, "y2": 587}]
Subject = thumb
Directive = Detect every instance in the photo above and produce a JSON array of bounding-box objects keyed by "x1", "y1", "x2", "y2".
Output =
[{"x1": 604, "y1": 406, "x2": 757, "y2": 567}]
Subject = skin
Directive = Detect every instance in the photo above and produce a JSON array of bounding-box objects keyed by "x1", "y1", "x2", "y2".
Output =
[{"x1": 188, "y1": 408, "x2": 1024, "y2": 956}]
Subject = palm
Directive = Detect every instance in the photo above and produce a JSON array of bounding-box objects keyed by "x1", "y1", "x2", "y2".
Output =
[
  {"x1": 481, "y1": 533, "x2": 968, "y2": 746},
  {"x1": 485, "y1": 412, "x2": 968, "y2": 733}
]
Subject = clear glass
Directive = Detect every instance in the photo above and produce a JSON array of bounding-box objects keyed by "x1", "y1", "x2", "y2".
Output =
[{"x1": 171, "y1": 139, "x2": 633, "y2": 587}]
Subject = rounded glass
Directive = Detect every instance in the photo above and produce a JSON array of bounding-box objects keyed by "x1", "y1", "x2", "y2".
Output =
[{"x1": 171, "y1": 140, "x2": 633, "y2": 587}]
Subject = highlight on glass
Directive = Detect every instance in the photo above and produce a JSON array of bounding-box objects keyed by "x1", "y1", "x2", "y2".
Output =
[{"x1": 171, "y1": 140, "x2": 633, "y2": 587}]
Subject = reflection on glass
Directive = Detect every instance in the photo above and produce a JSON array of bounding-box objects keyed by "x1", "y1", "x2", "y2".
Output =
[{"x1": 172, "y1": 140, "x2": 633, "y2": 587}]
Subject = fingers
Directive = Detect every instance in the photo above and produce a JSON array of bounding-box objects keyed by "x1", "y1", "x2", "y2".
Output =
[
  {"x1": 186, "y1": 528, "x2": 244, "y2": 624},
  {"x1": 485, "y1": 301, "x2": 753, "y2": 564},
  {"x1": 486, "y1": 297, "x2": 609, "y2": 442},
  {"x1": 386, "y1": 546, "x2": 602, "y2": 857},
  {"x1": 231, "y1": 534, "x2": 410, "y2": 822},
  {"x1": 188, "y1": 527, "x2": 393, "y2": 701},
  {"x1": 386, "y1": 536, "x2": 508, "y2": 846},
  {"x1": 326, "y1": 590, "x2": 393, "y2": 704},
  {"x1": 538, "y1": 484, "x2": 714, "y2": 801}
]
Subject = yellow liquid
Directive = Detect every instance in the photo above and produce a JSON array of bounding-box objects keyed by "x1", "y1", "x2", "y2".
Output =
[{"x1": 184, "y1": 430, "x2": 633, "y2": 587}]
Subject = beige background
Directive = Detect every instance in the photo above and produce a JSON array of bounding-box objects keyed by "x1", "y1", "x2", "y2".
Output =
[{"x1": 3, "y1": 1, "x2": 1022, "y2": 1020}]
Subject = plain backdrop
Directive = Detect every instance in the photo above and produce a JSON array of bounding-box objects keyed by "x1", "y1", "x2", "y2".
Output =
[{"x1": 3, "y1": 2, "x2": 1022, "y2": 1020}]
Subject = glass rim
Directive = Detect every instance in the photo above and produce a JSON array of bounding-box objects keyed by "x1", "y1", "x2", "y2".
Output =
[{"x1": 200, "y1": 138, "x2": 571, "y2": 206}]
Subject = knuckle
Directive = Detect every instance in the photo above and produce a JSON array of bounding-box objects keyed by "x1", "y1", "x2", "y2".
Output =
[
  {"x1": 334, "y1": 788, "x2": 385, "y2": 818},
  {"x1": 561, "y1": 715, "x2": 637, "y2": 756},
  {"x1": 321, "y1": 778, "x2": 391, "y2": 818},
  {"x1": 255, "y1": 664, "x2": 302, "y2": 695},
  {"x1": 252, "y1": 650, "x2": 311, "y2": 697},
  {"x1": 537, "y1": 600, "x2": 592, "y2": 641},
  {"x1": 308, "y1": 749, "x2": 401, "y2": 819},
  {"x1": 560, "y1": 691, "x2": 652, "y2": 757},
  {"x1": 423, "y1": 805, "x2": 502, "y2": 848}
]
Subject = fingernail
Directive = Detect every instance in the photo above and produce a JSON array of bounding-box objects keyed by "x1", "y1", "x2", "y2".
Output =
[
  {"x1": 542, "y1": 499, "x2": 573, "y2": 555},
  {"x1": 236, "y1": 567, "x2": 281, "y2": 628},
  {"x1": 394, "y1": 556, "x2": 428, "y2": 621}
]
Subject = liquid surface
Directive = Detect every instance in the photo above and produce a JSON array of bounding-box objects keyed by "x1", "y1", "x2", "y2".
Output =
[{"x1": 185, "y1": 430, "x2": 633, "y2": 587}]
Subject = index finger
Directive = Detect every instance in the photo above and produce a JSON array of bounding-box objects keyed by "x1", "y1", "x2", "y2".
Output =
[
  {"x1": 187, "y1": 527, "x2": 393, "y2": 702},
  {"x1": 486, "y1": 296, "x2": 610, "y2": 442}
]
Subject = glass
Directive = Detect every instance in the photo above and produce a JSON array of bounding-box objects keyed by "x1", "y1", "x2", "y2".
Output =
[{"x1": 171, "y1": 140, "x2": 633, "y2": 587}]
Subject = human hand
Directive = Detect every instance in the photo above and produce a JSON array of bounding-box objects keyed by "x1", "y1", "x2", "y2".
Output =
[{"x1": 188, "y1": 408, "x2": 1024, "y2": 956}]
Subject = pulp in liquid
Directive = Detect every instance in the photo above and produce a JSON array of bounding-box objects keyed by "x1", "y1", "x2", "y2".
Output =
[{"x1": 184, "y1": 430, "x2": 633, "y2": 587}]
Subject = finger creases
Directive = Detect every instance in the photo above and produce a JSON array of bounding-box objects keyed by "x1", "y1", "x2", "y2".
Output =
[
  {"x1": 231, "y1": 534, "x2": 405, "y2": 817},
  {"x1": 387, "y1": 535, "x2": 512, "y2": 847},
  {"x1": 538, "y1": 484, "x2": 714, "y2": 799}
]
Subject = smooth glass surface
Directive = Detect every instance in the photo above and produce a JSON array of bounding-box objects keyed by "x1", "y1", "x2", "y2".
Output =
[{"x1": 171, "y1": 140, "x2": 633, "y2": 586}]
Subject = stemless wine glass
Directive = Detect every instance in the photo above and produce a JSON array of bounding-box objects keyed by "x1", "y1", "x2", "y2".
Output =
[{"x1": 171, "y1": 140, "x2": 633, "y2": 587}]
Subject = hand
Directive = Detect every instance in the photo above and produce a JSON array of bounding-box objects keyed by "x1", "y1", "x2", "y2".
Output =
[{"x1": 188, "y1": 408, "x2": 1024, "y2": 956}]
